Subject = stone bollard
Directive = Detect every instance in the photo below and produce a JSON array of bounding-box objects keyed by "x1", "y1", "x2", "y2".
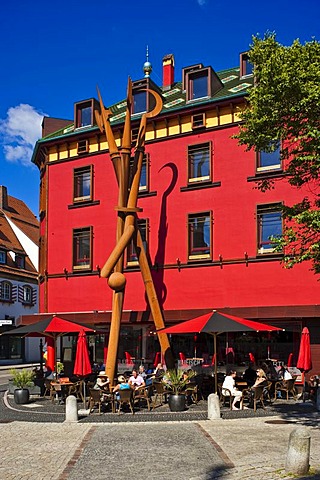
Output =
[
  {"x1": 208, "y1": 393, "x2": 221, "y2": 420},
  {"x1": 316, "y1": 388, "x2": 320, "y2": 411},
  {"x1": 65, "y1": 395, "x2": 78, "y2": 422},
  {"x1": 285, "y1": 428, "x2": 311, "y2": 475}
]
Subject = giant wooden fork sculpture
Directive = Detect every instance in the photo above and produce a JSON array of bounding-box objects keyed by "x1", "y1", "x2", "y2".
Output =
[{"x1": 95, "y1": 80, "x2": 174, "y2": 384}]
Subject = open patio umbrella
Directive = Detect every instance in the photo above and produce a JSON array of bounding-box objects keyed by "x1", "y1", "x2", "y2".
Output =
[
  {"x1": 73, "y1": 329, "x2": 92, "y2": 408},
  {"x1": 297, "y1": 327, "x2": 312, "y2": 400},
  {"x1": 160, "y1": 310, "x2": 282, "y2": 393},
  {"x1": 1, "y1": 315, "x2": 94, "y2": 377}
]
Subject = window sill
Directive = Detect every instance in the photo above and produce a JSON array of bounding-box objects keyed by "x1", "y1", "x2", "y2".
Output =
[
  {"x1": 180, "y1": 181, "x2": 221, "y2": 192},
  {"x1": 22, "y1": 302, "x2": 34, "y2": 307},
  {"x1": 0, "y1": 299, "x2": 14, "y2": 304},
  {"x1": 247, "y1": 170, "x2": 284, "y2": 182},
  {"x1": 68, "y1": 200, "x2": 100, "y2": 209},
  {"x1": 138, "y1": 190, "x2": 157, "y2": 198}
]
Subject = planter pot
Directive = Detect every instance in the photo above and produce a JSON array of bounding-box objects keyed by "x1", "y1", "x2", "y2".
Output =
[
  {"x1": 14, "y1": 388, "x2": 30, "y2": 404},
  {"x1": 168, "y1": 394, "x2": 186, "y2": 412}
]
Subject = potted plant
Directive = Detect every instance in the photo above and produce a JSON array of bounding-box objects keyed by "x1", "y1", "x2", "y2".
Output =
[
  {"x1": 10, "y1": 368, "x2": 35, "y2": 404},
  {"x1": 165, "y1": 369, "x2": 195, "y2": 412}
]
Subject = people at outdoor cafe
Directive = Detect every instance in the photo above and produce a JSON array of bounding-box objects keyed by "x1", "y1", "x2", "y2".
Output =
[
  {"x1": 278, "y1": 365, "x2": 293, "y2": 381},
  {"x1": 138, "y1": 365, "x2": 147, "y2": 380},
  {"x1": 128, "y1": 369, "x2": 145, "y2": 389},
  {"x1": 94, "y1": 371, "x2": 110, "y2": 390},
  {"x1": 243, "y1": 363, "x2": 257, "y2": 387},
  {"x1": 222, "y1": 370, "x2": 243, "y2": 410},
  {"x1": 251, "y1": 369, "x2": 268, "y2": 388}
]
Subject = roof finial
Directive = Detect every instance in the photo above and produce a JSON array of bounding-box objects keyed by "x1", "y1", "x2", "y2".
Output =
[{"x1": 143, "y1": 45, "x2": 152, "y2": 78}]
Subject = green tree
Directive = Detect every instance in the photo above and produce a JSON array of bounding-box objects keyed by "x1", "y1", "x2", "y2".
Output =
[{"x1": 236, "y1": 33, "x2": 320, "y2": 274}]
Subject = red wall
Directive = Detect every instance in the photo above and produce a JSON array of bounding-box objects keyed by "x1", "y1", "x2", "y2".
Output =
[{"x1": 42, "y1": 124, "x2": 319, "y2": 314}]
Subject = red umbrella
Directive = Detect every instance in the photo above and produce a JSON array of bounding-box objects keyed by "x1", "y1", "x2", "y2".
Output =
[
  {"x1": 161, "y1": 310, "x2": 282, "y2": 392},
  {"x1": 297, "y1": 327, "x2": 312, "y2": 372},
  {"x1": 74, "y1": 329, "x2": 92, "y2": 408},
  {"x1": 2, "y1": 315, "x2": 94, "y2": 378}
]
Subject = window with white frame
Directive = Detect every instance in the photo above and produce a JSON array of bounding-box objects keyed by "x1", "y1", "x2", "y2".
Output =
[
  {"x1": 257, "y1": 204, "x2": 282, "y2": 254},
  {"x1": 0, "y1": 281, "x2": 12, "y2": 301},
  {"x1": 23, "y1": 285, "x2": 32, "y2": 304},
  {"x1": 188, "y1": 212, "x2": 211, "y2": 260},
  {"x1": 257, "y1": 142, "x2": 281, "y2": 172}
]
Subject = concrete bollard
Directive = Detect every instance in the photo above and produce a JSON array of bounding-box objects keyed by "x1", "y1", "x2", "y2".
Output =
[
  {"x1": 65, "y1": 395, "x2": 78, "y2": 422},
  {"x1": 285, "y1": 428, "x2": 311, "y2": 475},
  {"x1": 316, "y1": 388, "x2": 320, "y2": 411},
  {"x1": 208, "y1": 393, "x2": 221, "y2": 420}
]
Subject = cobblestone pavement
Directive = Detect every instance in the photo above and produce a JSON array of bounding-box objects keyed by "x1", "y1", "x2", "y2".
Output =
[
  {"x1": 1, "y1": 390, "x2": 319, "y2": 479},
  {"x1": 0, "y1": 414, "x2": 318, "y2": 480}
]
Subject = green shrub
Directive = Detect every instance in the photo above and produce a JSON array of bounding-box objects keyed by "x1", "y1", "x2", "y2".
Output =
[{"x1": 10, "y1": 369, "x2": 35, "y2": 389}]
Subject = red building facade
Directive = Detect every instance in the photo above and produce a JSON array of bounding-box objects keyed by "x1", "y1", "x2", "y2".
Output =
[{"x1": 27, "y1": 53, "x2": 319, "y2": 372}]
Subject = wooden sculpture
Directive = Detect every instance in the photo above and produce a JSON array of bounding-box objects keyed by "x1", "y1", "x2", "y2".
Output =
[{"x1": 95, "y1": 80, "x2": 174, "y2": 384}]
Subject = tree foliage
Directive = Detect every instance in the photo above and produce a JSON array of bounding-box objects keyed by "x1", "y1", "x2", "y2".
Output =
[{"x1": 236, "y1": 33, "x2": 320, "y2": 274}]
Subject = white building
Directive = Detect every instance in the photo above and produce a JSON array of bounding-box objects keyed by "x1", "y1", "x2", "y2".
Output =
[{"x1": 0, "y1": 186, "x2": 39, "y2": 363}]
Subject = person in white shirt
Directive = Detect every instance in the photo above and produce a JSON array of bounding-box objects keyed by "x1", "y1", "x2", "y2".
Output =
[{"x1": 222, "y1": 370, "x2": 243, "y2": 410}]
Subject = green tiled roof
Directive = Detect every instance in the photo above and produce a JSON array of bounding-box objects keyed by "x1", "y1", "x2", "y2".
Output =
[{"x1": 34, "y1": 66, "x2": 253, "y2": 153}]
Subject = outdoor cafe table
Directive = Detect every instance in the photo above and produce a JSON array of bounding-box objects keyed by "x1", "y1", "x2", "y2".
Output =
[{"x1": 50, "y1": 381, "x2": 75, "y2": 404}]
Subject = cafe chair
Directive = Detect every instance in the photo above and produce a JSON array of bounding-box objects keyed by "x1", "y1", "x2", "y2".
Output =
[
  {"x1": 184, "y1": 383, "x2": 199, "y2": 405},
  {"x1": 117, "y1": 388, "x2": 134, "y2": 415},
  {"x1": 44, "y1": 379, "x2": 53, "y2": 397},
  {"x1": 88, "y1": 388, "x2": 103, "y2": 414},
  {"x1": 152, "y1": 381, "x2": 168, "y2": 410},
  {"x1": 218, "y1": 384, "x2": 234, "y2": 410},
  {"x1": 274, "y1": 379, "x2": 297, "y2": 401},
  {"x1": 133, "y1": 386, "x2": 151, "y2": 411},
  {"x1": 263, "y1": 381, "x2": 273, "y2": 404},
  {"x1": 252, "y1": 386, "x2": 266, "y2": 411}
]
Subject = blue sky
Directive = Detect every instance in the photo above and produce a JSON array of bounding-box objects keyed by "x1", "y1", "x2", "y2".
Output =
[{"x1": 0, "y1": 0, "x2": 319, "y2": 216}]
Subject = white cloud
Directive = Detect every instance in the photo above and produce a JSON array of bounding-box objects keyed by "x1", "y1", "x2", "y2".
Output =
[
  {"x1": 0, "y1": 104, "x2": 46, "y2": 167},
  {"x1": 197, "y1": 0, "x2": 207, "y2": 5}
]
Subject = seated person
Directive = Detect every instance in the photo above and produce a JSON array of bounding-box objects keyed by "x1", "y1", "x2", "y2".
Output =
[
  {"x1": 94, "y1": 371, "x2": 110, "y2": 390},
  {"x1": 243, "y1": 363, "x2": 257, "y2": 387},
  {"x1": 252, "y1": 369, "x2": 268, "y2": 388},
  {"x1": 113, "y1": 375, "x2": 133, "y2": 401},
  {"x1": 138, "y1": 365, "x2": 147, "y2": 381},
  {"x1": 154, "y1": 363, "x2": 165, "y2": 379},
  {"x1": 278, "y1": 365, "x2": 293, "y2": 381},
  {"x1": 128, "y1": 369, "x2": 145, "y2": 389},
  {"x1": 222, "y1": 370, "x2": 243, "y2": 410}
]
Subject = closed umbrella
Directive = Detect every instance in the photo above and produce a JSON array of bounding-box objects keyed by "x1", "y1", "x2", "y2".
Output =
[
  {"x1": 297, "y1": 327, "x2": 312, "y2": 401},
  {"x1": 297, "y1": 327, "x2": 312, "y2": 372},
  {"x1": 74, "y1": 329, "x2": 92, "y2": 408},
  {"x1": 161, "y1": 310, "x2": 282, "y2": 393}
]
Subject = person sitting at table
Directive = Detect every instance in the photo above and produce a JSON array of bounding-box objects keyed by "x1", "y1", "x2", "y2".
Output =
[
  {"x1": 243, "y1": 363, "x2": 257, "y2": 387},
  {"x1": 94, "y1": 371, "x2": 110, "y2": 390},
  {"x1": 278, "y1": 365, "x2": 292, "y2": 381},
  {"x1": 128, "y1": 369, "x2": 145, "y2": 389},
  {"x1": 138, "y1": 365, "x2": 147, "y2": 381},
  {"x1": 154, "y1": 363, "x2": 165, "y2": 379},
  {"x1": 252, "y1": 369, "x2": 268, "y2": 388},
  {"x1": 222, "y1": 370, "x2": 243, "y2": 410}
]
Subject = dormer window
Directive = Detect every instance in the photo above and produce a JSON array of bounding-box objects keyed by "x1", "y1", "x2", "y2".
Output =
[
  {"x1": 183, "y1": 65, "x2": 223, "y2": 103},
  {"x1": 15, "y1": 255, "x2": 25, "y2": 269},
  {"x1": 133, "y1": 91, "x2": 147, "y2": 114},
  {"x1": 0, "y1": 250, "x2": 6, "y2": 264},
  {"x1": 240, "y1": 52, "x2": 253, "y2": 78},
  {"x1": 131, "y1": 78, "x2": 162, "y2": 115},
  {"x1": 74, "y1": 99, "x2": 98, "y2": 129}
]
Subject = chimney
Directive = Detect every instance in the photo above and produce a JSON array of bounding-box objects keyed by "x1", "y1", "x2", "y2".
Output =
[
  {"x1": 162, "y1": 54, "x2": 175, "y2": 90},
  {"x1": 0, "y1": 186, "x2": 8, "y2": 210}
]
